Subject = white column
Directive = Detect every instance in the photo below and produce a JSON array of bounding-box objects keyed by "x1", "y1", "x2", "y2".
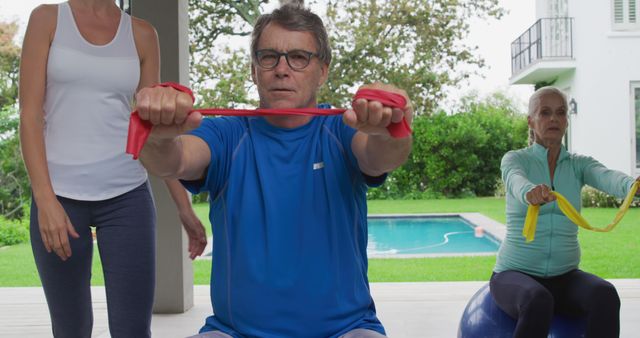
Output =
[{"x1": 131, "y1": 0, "x2": 194, "y2": 314}]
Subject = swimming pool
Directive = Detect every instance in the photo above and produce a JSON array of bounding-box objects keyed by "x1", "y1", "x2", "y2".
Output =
[
  {"x1": 367, "y1": 215, "x2": 501, "y2": 258},
  {"x1": 199, "y1": 213, "x2": 504, "y2": 259}
]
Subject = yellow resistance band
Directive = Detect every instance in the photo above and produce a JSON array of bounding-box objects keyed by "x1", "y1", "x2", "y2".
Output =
[{"x1": 523, "y1": 181, "x2": 639, "y2": 242}]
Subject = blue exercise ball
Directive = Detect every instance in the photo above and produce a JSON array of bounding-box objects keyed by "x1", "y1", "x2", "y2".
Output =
[{"x1": 458, "y1": 283, "x2": 586, "y2": 338}]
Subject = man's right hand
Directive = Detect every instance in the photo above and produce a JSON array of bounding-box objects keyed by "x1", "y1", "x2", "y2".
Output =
[
  {"x1": 135, "y1": 86, "x2": 202, "y2": 141},
  {"x1": 526, "y1": 184, "x2": 556, "y2": 205}
]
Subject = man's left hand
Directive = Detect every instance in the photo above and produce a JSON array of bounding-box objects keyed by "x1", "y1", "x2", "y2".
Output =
[
  {"x1": 343, "y1": 83, "x2": 413, "y2": 137},
  {"x1": 178, "y1": 209, "x2": 208, "y2": 260}
]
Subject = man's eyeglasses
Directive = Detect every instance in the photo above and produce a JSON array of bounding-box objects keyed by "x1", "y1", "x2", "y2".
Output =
[{"x1": 254, "y1": 49, "x2": 319, "y2": 70}]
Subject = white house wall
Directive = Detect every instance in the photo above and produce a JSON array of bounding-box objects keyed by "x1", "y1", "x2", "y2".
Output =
[{"x1": 534, "y1": 0, "x2": 640, "y2": 175}]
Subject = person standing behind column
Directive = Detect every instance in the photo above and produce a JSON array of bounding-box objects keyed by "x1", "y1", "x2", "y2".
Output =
[{"x1": 19, "y1": 1, "x2": 207, "y2": 337}]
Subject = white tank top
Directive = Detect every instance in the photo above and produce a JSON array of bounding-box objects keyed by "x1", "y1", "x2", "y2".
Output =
[{"x1": 44, "y1": 2, "x2": 147, "y2": 201}]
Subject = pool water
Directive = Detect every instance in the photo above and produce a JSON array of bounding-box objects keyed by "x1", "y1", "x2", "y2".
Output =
[{"x1": 367, "y1": 216, "x2": 500, "y2": 256}]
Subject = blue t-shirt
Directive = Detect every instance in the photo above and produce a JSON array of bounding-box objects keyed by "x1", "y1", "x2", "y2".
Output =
[{"x1": 183, "y1": 115, "x2": 385, "y2": 337}]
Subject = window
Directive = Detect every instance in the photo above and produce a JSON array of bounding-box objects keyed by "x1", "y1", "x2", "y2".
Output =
[{"x1": 613, "y1": 0, "x2": 639, "y2": 30}]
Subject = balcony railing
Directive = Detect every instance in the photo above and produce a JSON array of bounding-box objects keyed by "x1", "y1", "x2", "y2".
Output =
[{"x1": 511, "y1": 17, "x2": 574, "y2": 76}]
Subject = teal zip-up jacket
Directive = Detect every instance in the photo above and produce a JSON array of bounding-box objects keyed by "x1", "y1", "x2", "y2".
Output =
[{"x1": 494, "y1": 143, "x2": 635, "y2": 277}]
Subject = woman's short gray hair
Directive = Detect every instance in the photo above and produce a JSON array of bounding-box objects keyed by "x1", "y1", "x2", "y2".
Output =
[
  {"x1": 528, "y1": 86, "x2": 568, "y2": 117},
  {"x1": 250, "y1": 3, "x2": 332, "y2": 66},
  {"x1": 527, "y1": 86, "x2": 569, "y2": 145}
]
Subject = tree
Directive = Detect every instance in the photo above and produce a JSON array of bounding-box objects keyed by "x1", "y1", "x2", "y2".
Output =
[
  {"x1": 0, "y1": 21, "x2": 20, "y2": 108},
  {"x1": 192, "y1": 47, "x2": 257, "y2": 108},
  {"x1": 0, "y1": 20, "x2": 26, "y2": 220},
  {"x1": 189, "y1": 0, "x2": 265, "y2": 57},
  {"x1": 188, "y1": 0, "x2": 306, "y2": 57},
  {"x1": 188, "y1": 0, "x2": 503, "y2": 114},
  {"x1": 188, "y1": 0, "x2": 267, "y2": 106},
  {"x1": 0, "y1": 106, "x2": 27, "y2": 220},
  {"x1": 321, "y1": 0, "x2": 503, "y2": 114}
]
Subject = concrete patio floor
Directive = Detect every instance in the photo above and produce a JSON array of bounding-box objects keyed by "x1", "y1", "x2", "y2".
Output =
[{"x1": 1, "y1": 279, "x2": 639, "y2": 337}]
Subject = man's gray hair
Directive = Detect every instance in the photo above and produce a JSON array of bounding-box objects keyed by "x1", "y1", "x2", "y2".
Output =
[
  {"x1": 527, "y1": 86, "x2": 569, "y2": 145},
  {"x1": 251, "y1": 3, "x2": 332, "y2": 66}
]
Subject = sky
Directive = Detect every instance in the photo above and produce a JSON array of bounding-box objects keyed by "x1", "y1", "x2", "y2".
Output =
[{"x1": 0, "y1": 0, "x2": 536, "y2": 111}]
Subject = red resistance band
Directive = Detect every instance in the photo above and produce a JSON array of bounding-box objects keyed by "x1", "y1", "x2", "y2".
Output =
[{"x1": 126, "y1": 83, "x2": 412, "y2": 159}]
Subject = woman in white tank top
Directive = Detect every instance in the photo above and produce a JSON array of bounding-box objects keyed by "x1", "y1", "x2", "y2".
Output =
[{"x1": 18, "y1": 1, "x2": 207, "y2": 336}]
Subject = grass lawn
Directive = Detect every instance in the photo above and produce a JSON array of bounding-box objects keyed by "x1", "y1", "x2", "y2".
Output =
[
  {"x1": 0, "y1": 241, "x2": 106, "y2": 287},
  {"x1": 1, "y1": 197, "x2": 638, "y2": 286}
]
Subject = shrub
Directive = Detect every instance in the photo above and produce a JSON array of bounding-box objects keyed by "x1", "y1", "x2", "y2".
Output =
[
  {"x1": 192, "y1": 192, "x2": 209, "y2": 204},
  {"x1": 0, "y1": 105, "x2": 29, "y2": 220},
  {"x1": 493, "y1": 178, "x2": 506, "y2": 197},
  {"x1": 368, "y1": 92, "x2": 528, "y2": 199},
  {"x1": 0, "y1": 217, "x2": 29, "y2": 246},
  {"x1": 581, "y1": 186, "x2": 640, "y2": 208}
]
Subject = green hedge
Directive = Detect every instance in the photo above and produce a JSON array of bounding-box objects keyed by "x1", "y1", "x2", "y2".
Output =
[
  {"x1": 0, "y1": 106, "x2": 29, "y2": 220},
  {"x1": 0, "y1": 217, "x2": 29, "y2": 247},
  {"x1": 368, "y1": 94, "x2": 528, "y2": 199}
]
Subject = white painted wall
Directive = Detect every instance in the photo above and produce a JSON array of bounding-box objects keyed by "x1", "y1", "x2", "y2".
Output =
[
  {"x1": 532, "y1": 0, "x2": 640, "y2": 175},
  {"x1": 535, "y1": 0, "x2": 547, "y2": 18}
]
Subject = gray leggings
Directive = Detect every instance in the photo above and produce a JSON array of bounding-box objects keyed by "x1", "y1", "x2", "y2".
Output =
[
  {"x1": 490, "y1": 269, "x2": 620, "y2": 338},
  {"x1": 30, "y1": 182, "x2": 156, "y2": 338}
]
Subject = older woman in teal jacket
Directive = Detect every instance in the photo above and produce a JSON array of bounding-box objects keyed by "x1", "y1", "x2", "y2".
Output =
[{"x1": 490, "y1": 86, "x2": 639, "y2": 338}]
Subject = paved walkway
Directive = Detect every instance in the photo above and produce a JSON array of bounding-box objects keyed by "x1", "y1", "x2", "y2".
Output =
[{"x1": 1, "y1": 279, "x2": 639, "y2": 337}]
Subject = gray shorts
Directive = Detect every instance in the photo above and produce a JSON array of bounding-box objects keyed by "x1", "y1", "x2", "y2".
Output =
[{"x1": 188, "y1": 328, "x2": 387, "y2": 338}]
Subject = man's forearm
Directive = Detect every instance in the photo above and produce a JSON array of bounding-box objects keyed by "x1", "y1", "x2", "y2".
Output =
[
  {"x1": 362, "y1": 134, "x2": 412, "y2": 176},
  {"x1": 139, "y1": 136, "x2": 185, "y2": 179}
]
